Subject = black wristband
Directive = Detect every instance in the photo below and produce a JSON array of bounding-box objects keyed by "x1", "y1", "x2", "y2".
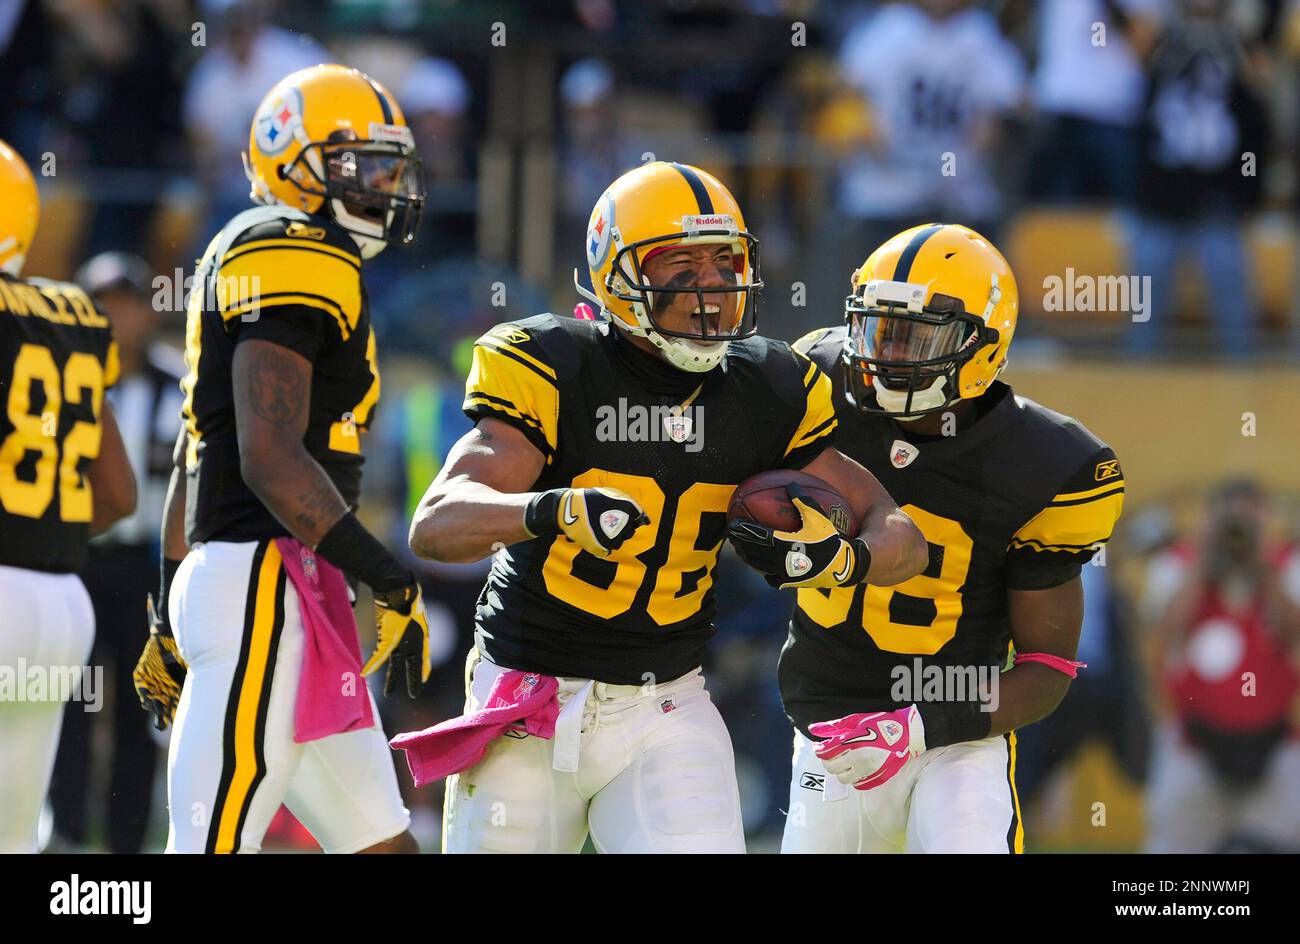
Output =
[
  {"x1": 158, "y1": 557, "x2": 183, "y2": 630},
  {"x1": 315, "y1": 512, "x2": 412, "y2": 594},
  {"x1": 916, "y1": 698, "x2": 992, "y2": 749},
  {"x1": 845, "y1": 538, "x2": 873, "y2": 586},
  {"x1": 523, "y1": 488, "x2": 565, "y2": 538}
]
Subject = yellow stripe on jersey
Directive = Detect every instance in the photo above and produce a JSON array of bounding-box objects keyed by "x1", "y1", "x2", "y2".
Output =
[
  {"x1": 1009, "y1": 487, "x2": 1124, "y2": 553},
  {"x1": 784, "y1": 360, "x2": 837, "y2": 458},
  {"x1": 216, "y1": 243, "x2": 362, "y2": 341},
  {"x1": 1050, "y1": 479, "x2": 1126, "y2": 505},
  {"x1": 464, "y1": 341, "x2": 559, "y2": 454},
  {"x1": 209, "y1": 541, "x2": 283, "y2": 854},
  {"x1": 791, "y1": 327, "x2": 830, "y2": 356},
  {"x1": 478, "y1": 336, "x2": 557, "y2": 380},
  {"x1": 221, "y1": 238, "x2": 361, "y2": 268}
]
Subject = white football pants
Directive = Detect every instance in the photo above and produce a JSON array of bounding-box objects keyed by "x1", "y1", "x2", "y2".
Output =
[
  {"x1": 0, "y1": 564, "x2": 95, "y2": 853},
  {"x1": 781, "y1": 729, "x2": 1024, "y2": 853},
  {"x1": 442, "y1": 652, "x2": 746, "y2": 853},
  {"x1": 166, "y1": 540, "x2": 409, "y2": 853}
]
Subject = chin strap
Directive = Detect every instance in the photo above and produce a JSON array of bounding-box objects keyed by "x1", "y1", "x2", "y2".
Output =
[{"x1": 1013, "y1": 652, "x2": 1087, "y2": 678}]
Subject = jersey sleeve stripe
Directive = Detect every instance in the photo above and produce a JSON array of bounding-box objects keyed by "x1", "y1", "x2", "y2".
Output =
[
  {"x1": 220, "y1": 292, "x2": 351, "y2": 341},
  {"x1": 478, "y1": 339, "x2": 559, "y2": 384},
  {"x1": 1010, "y1": 490, "x2": 1123, "y2": 553},
  {"x1": 1048, "y1": 485, "x2": 1125, "y2": 508},
  {"x1": 800, "y1": 359, "x2": 819, "y2": 391},
  {"x1": 1051, "y1": 480, "x2": 1127, "y2": 504},
  {"x1": 221, "y1": 238, "x2": 361, "y2": 269},
  {"x1": 464, "y1": 392, "x2": 544, "y2": 431},
  {"x1": 792, "y1": 327, "x2": 829, "y2": 356},
  {"x1": 789, "y1": 415, "x2": 836, "y2": 452},
  {"x1": 1008, "y1": 537, "x2": 1109, "y2": 553},
  {"x1": 784, "y1": 367, "x2": 837, "y2": 457}
]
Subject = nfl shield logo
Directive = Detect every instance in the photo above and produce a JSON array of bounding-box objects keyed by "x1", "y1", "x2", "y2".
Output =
[
  {"x1": 663, "y1": 413, "x2": 692, "y2": 444},
  {"x1": 879, "y1": 720, "x2": 904, "y2": 745},
  {"x1": 300, "y1": 547, "x2": 318, "y2": 583},
  {"x1": 890, "y1": 439, "x2": 919, "y2": 469}
]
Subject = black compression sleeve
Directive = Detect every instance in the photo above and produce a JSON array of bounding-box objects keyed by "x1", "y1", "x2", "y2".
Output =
[{"x1": 315, "y1": 511, "x2": 412, "y2": 593}]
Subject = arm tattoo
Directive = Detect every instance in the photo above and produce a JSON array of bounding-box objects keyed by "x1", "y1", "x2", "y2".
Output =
[
  {"x1": 246, "y1": 344, "x2": 308, "y2": 428},
  {"x1": 294, "y1": 476, "x2": 343, "y2": 533}
]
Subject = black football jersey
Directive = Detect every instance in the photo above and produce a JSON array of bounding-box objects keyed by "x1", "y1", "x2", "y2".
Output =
[
  {"x1": 0, "y1": 273, "x2": 120, "y2": 572},
  {"x1": 780, "y1": 326, "x2": 1124, "y2": 735},
  {"x1": 180, "y1": 206, "x2": 381, "y2": 544},
  {"x1": 465, "y1": 314, "x2": 838, "y2": 684}
]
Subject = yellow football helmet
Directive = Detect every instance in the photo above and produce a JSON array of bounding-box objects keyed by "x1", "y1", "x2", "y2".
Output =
[
  {"x1": 0, "y1": 139, "x2": 39, "y2": 277},
  {"x1": 844, "y1": 223, "x2": 1018, "y2": 418},
  {"x1": 574, "y1": 161, "x2": 761, "y2": 372},
  {"x1": 243, "y1": 63, "x2": 424, "y2": 257}
]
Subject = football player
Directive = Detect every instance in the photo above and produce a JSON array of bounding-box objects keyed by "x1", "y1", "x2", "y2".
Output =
[
  {"x1": 0, "y1": 140, "x2": 137, "y2": 852},
  {"x1": 134, "y1": 65, "x2": 431, "y2": 854},
  {"x1": 408, "y1": 161, "x2": 929, "y2": 853},
  {"x1": 768, "y1": 224, "x2": 1124, "y2": 853}
]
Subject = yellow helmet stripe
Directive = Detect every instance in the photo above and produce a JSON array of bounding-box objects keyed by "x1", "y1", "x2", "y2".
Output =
[
  {"x1": 892, "y1": 223, "x2": 945, "y2": 281},
  {"x1": 670, "y1": 162, "x2": 714, "y2": 214}
]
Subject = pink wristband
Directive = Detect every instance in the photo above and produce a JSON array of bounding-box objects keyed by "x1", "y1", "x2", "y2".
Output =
[{"x1": 1014, "y1": 652, "x2": 1087, "y2": 678}]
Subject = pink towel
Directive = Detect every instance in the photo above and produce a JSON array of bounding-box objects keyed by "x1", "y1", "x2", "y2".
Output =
[
  {"x1": 390, "y1": 669, "x2": 560, "y2": 787},
  {"x1": 274, "y1": 537, "x2": 375, "y2": 743}
]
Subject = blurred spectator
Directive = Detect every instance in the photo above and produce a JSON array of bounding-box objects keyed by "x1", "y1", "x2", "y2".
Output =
[
  {"x1": 182, "y1": 0, "x2": 328, "y2": 244},
  {"x1": 1142, "y1": 480, "x2": 1300, "y2": 853},
  {"x1": 49, "y1": 0, "x2": 187, "y2": 258},
  {"x1": 1127, "y1": 0, "x2": 1270, "y2": 359},
  {"x1": 48, "y1": 253, "x2": 184, "y2": 853},
  {"x1": 399, "y1": 57, "x2": 477, "y2": 257},
  {"x1": 1013, "y1": 559, "x2": 1150, "y2": 809},
  {"x1": 1028, "y1": 0, "x2": 1166, "y2": 204},
  {"x1": 827, "y1": 0, "x2": 1025, "y2": 310},
  {"x1": 556, "y1": 58, "x2": 642, "y2": 280},
  {"x1": 0, "y1": 0, "x2": 55, "y2": 157}
]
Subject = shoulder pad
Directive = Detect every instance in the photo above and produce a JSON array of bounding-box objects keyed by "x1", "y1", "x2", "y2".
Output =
[{"x1": 475, "y1": 312, "x2": 595, "y2": 384}]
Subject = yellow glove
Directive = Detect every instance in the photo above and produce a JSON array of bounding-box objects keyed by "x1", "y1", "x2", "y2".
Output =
[
  {"x1": 728, "y1": 485, "x2": 872, "y2": 590},
  {"x1": 362, "y1": 582, "x2": 431, "y2": 698},
  {"x1": 524, "y1": 486, "x2": 651, "y2": 558},
  {"x1": 133, "y1": 594, "x2": 188, "y2": 730}
]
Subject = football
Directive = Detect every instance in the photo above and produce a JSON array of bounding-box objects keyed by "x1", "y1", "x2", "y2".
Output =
[{"x1": 728, "y1": 469, "x2": 859, "y2": 536}]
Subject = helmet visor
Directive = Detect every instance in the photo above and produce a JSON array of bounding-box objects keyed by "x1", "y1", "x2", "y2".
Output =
[
  {"x1": 850, "y1": 308, "x2": 971, "y2": 390},
  {"x1": 608, "y1": 231, "x2": 762, "y2": 343},
  {"x1": 325, "y1": 142, "x2": 424, "y2": 242}
]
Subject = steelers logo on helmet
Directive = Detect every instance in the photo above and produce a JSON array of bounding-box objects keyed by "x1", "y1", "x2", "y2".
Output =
[
  {"x1": 243, "y1": 64, "x2": 426, "y2": 258},
  {"x1": 841, "y1": 223, "x2": 1019, "y2": 419},
  {"x1": 253, "y1": 87, "x2": 305, "y2": 156},
  {"x1": 573, "y1": 161, "x2": 762, "y2": 374},
  {"x1": 586, "y1": 191, "x2": 616, "y2": 270}
]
